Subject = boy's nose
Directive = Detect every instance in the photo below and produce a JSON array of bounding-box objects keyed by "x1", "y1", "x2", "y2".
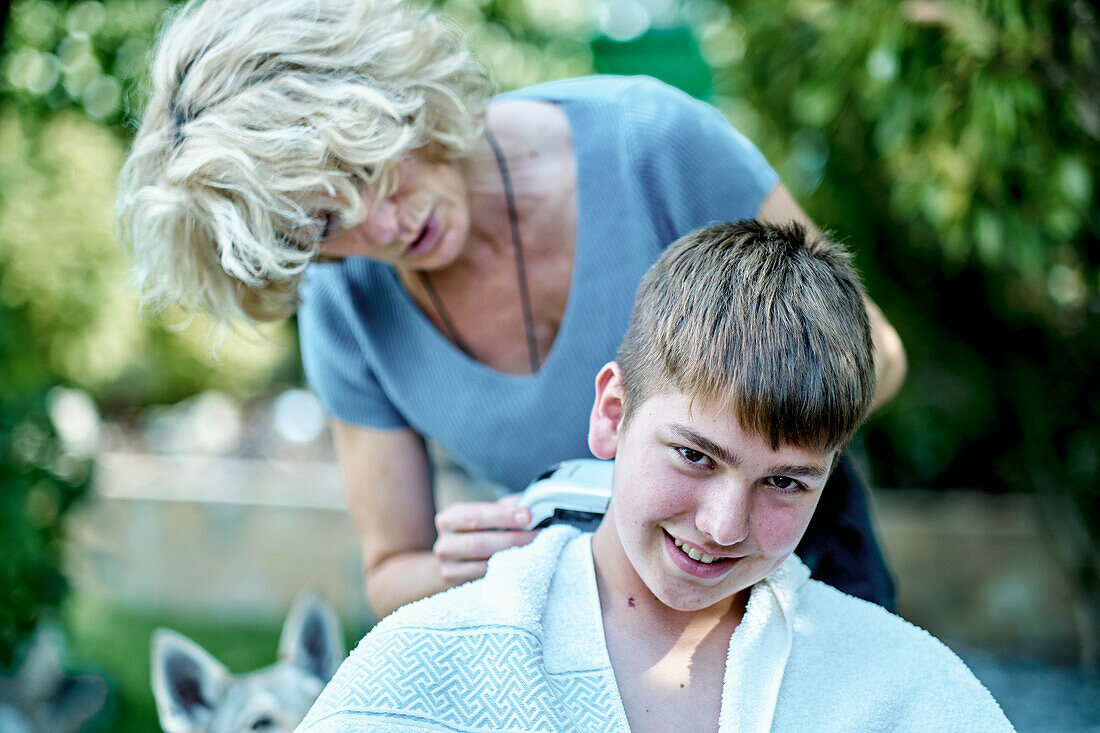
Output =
[{"x1": 695, "y1": 480, "x2": 751, "y2": 548}]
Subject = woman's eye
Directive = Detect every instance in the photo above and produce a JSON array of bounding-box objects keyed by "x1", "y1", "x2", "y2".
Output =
[
  {"x1": 766, "y1": 476, "x2": 802, "y2": 492},
  {"x1": 677, "y1": 447, "x2": 712, "y2": 467},
  {"x1": 318, "y1": 211, "x2": 334, "y2": 241},
  {"x1": 286, "y1": 213, "x2": 334, "y2": 250}
]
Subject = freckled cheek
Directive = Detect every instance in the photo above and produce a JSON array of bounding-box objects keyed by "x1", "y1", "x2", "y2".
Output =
[
  {"x1": 752, "y1": 499, "x2": 815, "y2": 552},
  {"x1": 637, "y1": 482, "x2": 696, "y2": 528}
]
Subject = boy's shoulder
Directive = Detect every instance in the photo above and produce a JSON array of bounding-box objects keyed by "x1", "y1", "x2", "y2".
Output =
[
  {"x1": 297, "y1": 527, "x2": 588, "y2": 732},
  {"x1": 375, "y1": 524, "x2": 582, "y2": 633},
  {"x1": 796, "y1": 578, "x2": 967, "y2": 667},
  {"x1": 781, "y1": 579, "x2": 1013, "y2": 730}
]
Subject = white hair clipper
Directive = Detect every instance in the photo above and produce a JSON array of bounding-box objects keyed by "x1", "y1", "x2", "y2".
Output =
[{"x1": 518, "y1": 459, "x2": 613, "y2": 531}]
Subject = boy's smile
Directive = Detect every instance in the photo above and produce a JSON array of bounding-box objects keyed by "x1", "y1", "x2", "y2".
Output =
[{"x1": 588, "y1": 363, "x2": 835, "y2": 615}]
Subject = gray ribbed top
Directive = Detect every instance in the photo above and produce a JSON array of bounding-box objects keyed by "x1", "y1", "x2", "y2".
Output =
[{"x1": 298, "y1": 75, "x2": 777, "y2": 490}]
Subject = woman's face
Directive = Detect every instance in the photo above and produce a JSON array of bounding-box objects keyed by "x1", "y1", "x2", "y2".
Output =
[{"x1": 317, "y1": 148, "x2": 470, "y2": 271}]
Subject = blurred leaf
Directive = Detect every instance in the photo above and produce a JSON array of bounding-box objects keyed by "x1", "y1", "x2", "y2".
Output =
[{"x1": 714, "y1": 0, "x2": 1099, "y2": 552}]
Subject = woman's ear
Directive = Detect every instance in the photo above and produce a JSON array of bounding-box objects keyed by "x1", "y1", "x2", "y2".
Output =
[{"x1": 589, "y1": 362, "x2": 625, "y2": 460}]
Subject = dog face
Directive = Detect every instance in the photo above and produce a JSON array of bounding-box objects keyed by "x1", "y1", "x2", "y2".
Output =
[{"x1": 151, "y1": 593, "x2": 343, "y2": 733}]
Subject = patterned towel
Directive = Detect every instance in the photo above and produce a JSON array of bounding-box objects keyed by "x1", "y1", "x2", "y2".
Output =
[{"x1": 298, "y1": 526, "x2": 1013, "y2": 732}]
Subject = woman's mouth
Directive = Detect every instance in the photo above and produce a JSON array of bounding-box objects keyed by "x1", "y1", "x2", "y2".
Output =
[{"x1": 404, "y1": 211, "x2": 440, "y2": 256}]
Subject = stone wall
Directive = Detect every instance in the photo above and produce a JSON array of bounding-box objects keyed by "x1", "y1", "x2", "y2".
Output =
[{"x1": 67, "y1": 452, "x2": 1088, "y2": 662}]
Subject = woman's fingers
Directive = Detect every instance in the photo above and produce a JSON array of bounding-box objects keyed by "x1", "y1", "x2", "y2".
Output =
[
  {"x1": 435, "y1": 501, "x2": 531, "y2": 533},
  {"x1": 433, "y1": 501, "x2": 538, "y2": 587},
  {"x1": 437, "y1": 560, "x2": 489, "y2": 588},
  {"x1": 433, "y1": 529, "x2": 538, "y2": 563},
  {"x1": 434, "y1": 529, "x2": 538, "y2": 587}
]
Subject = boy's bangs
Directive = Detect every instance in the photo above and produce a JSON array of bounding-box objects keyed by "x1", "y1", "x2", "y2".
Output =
[{"x1": 671, "y1": 355, "x2": 860, "y2": 453}]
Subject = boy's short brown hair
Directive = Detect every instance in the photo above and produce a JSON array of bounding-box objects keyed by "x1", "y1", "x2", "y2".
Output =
[{"x1": 616, "y1": 220, "x2": 875, "y2": 452}]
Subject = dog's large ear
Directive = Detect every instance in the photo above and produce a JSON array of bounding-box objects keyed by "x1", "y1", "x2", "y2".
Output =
[
  {"x1": 11, "y1": 625, "x2": 108, "y2": 732},
  {"x1": 279, "y1": 592, "x2": 344, "y2": 684},
  {"x1": 151, "y1": 629, "x2": 229, "y2": 733}
]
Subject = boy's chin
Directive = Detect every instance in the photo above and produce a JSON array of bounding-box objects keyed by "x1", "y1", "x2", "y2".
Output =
[
  {"x1": 654, "y1": 588, "x2": 747, "y2": 614},
  {"x1": 651, "y1": 553, "x2": 792, "y2": 614}
]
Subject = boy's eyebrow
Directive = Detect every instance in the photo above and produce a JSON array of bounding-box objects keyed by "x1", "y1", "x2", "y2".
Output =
[
  {"x1": 764, "y1": 462, "x2": 832, "y2": 479},
  {"x1": 668, "y1": 424, "x2": 832, "y2": 479},
  {"x1": 668, "y1": 425, "x2": 741, "y2": 467}
]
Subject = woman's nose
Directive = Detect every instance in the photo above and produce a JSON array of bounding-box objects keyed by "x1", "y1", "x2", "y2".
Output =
[
  {"x1": 695, "y1": 481, "x2": 751, "y2": 548},
  {"x1": 365, "y1": 198, "x2": 399, "y2": 246}
]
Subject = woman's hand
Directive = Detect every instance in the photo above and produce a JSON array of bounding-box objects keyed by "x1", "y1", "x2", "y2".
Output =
[
  {"x1": 433, "y1": 496, "x2": 537, "y2": 587},
  {"x1": 331, "y1": 420, "x2": 538, "y2": 617}
]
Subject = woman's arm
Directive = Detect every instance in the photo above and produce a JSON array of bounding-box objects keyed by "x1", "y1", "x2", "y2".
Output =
[
  {"x1": 757, "y1": 184, "x2": 907, "y2": 412},
  {"x1": 330, "y1": 420, "x2": 536, "y2": 618}
]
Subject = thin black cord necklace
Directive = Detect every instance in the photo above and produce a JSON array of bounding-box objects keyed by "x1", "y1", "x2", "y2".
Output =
[{"x1": 417, "y1": 130, "x2": 541, "y2": 373}]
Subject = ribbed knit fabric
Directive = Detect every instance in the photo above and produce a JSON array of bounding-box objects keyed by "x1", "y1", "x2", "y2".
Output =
[{"x1": 298, "y1": 75, "x2": 778, "y2": 491}]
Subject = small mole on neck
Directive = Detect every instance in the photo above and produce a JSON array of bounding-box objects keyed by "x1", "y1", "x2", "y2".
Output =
[{"x1": 627, "y1": 596, "x2": 636, "y2": 608}]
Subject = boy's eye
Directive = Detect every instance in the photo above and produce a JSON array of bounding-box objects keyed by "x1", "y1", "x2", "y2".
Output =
[
  {"x1": 676, "y1": 447, "x2": 713, "y2": 468},
  {"x1": 766, "y1": 476, "x2": 803, "y2": 492}
]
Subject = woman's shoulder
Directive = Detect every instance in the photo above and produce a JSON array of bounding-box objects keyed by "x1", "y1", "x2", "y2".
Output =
[
  {"x1": 499, "y1": 76, "x2": 731, "y2": 165},
  {"x1": 297, "y1": 259, "x2": 403, "y2": 367},
  {"x1": 499, "y1": 74, "x2": 690, "y2": 108}
]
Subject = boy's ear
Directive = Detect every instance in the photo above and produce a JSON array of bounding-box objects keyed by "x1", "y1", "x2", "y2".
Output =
[{"x1": 589, "y1": 362, "x2": 625, "y2": 460}]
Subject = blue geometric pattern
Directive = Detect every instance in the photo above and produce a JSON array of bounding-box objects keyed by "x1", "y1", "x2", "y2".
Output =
[
  {"x1": 546, "y1": 669, "x2": 623, "y2": 732},
  {"x1": 305, "y1": 625, "x2": 620, "y2": 732}
]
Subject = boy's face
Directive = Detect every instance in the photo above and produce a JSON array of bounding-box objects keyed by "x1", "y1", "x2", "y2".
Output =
[{"x1": 589, "y1": 363, "x2": 835, "y2": 612}]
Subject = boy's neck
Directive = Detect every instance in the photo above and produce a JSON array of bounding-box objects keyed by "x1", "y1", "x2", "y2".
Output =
[
  {"x1": 590, "y1": 521, "x2": 745, "y2": 732},
  {"x1": 590, "y1": 520, "x2": 746, "y2": 639}
]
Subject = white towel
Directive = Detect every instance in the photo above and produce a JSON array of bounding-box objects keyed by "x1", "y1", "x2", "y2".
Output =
[{"x1": 298, "y1": 526, "x2": 1013, "y2": 732}]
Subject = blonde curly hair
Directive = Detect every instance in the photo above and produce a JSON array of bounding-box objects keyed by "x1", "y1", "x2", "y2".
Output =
[{"x1": 116, "y1": 0, "x2": 491, "y2": 326}]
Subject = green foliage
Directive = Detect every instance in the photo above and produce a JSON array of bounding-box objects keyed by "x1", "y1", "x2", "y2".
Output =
[
  {"x1": 1, "y1": 1, "x2": 299, "y2": 411},
  {"x1": 3, "y1": 0, "x2": 171, "y2": 127},
  {"x1": 0, "y1": 108, "x2": 299, "y2": 409},
  {"x1": 0, "y1": 0, "x2": 290, "y2": 671},
  {"x1": 705, "y1": 0, "x2": 1099, "y2": 542},
  {"x1": 716, "y1": 0, "x2": 1096, "y2": 290},
  {"x1": 0, "y1": 359, "x2": 92, "y2": 667}
]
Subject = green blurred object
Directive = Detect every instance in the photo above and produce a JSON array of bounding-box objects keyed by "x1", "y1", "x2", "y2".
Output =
[
  {"x1": 591, "y1": 26, "x2": 714, "y2": 100},
  {"x1": 0, "y1": 303, "x2": 92, "y2": 667},
  {"x1": 707, "y1": 0, "x2": 1099, "y2": 630}
]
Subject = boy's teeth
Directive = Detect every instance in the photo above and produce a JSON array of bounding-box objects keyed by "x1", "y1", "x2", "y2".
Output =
[{"x1": 673, "y1": 537, "x2": 719, "y2": 564}]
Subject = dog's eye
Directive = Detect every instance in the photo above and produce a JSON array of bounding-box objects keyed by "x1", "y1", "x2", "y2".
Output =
[{"x1": 250, "y1": 716, "x2": 274, "y2": 730}]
